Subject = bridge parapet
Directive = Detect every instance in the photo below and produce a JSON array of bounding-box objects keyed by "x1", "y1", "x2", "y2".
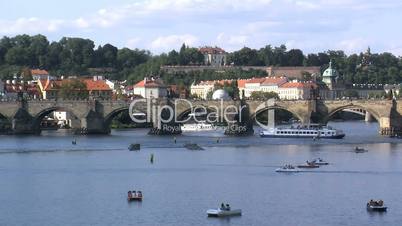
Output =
[{"x1": 0, "y1": 98, "x2": 402, "y2": 136}]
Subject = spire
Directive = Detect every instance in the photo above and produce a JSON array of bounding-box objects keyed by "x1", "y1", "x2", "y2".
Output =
[{"x1": 329, "y1": 60, "x2": 333, "y2": 69}]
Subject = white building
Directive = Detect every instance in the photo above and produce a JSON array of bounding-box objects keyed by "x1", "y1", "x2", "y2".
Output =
[
  {"x1": 190, "y1": 80, "x2": 233, "y2": 99},
  {"x1": 190, "y1": 81, "x2": 215, "y2": 99},
  {"x1": 133, "y1": 77, "x2": 168, "y2": 99},
  {"x1": 278, "y1": 81, "x2": 315, "y2": 100},
  {"x1": 240, "y1": 77, "x2": 288, "y2": 98},
  {"x1": 199, "y1": 47, "x2": 227, "y2": 66}
]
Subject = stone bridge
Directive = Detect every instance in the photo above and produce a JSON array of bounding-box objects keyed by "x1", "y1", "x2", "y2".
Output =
[{"x1": 0, "y1": 99, "x2": 401, "y2": 136}]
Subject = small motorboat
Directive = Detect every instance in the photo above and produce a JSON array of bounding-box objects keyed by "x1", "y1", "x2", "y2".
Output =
[
  {"x1": 367, "y1": 200, "x2": 387, "y2": 212},
  {"x1": 127, "y1": 191, "x2": 143, "y2": 201},
  {"x1": 275, "y1": 165, "x2": 300, "y2": 172},
  {"x1": 207, "y1": 206, "x2": 241, "y2": 217},
  {"x1": 128, "y1": 143, "x2": 140, "y2": 151},
  {"x1": 354, "y1": 147, "x2": 368, "y2": 153},
  {"x1": 312, "y1": 158, "x2": 329, "y2": 165},
  {"x1": 297, "y1": 161, "x2": 319, "y2": 169},
  {"x1": 184, "y1": 143, "x2": 204, "y2": 150}
]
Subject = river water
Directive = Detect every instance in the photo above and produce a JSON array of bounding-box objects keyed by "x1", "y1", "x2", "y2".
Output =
[{"x1": 1, "y1": 121, "x2": 402, "y2": 226}]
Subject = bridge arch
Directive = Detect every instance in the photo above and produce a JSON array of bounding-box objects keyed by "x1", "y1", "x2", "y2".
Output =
[
  {"x1": 103, "y1": 107, "x2": 149, "y2": 129},
  {"x1": 250, "y1": 106, "x2": 306, "y2": 125},
  {"x1": 32, "y1": 106, "x2": 81, "y2": 131},
  {"x1": 176, "y1": 105, "x2": 220, "y2": 123},
  {"x1": 323, "y1": 104, "x2": 380, "y2": 124},
  {"x1": 0, "y1": 113, "x2": 11, "y2": 133}
]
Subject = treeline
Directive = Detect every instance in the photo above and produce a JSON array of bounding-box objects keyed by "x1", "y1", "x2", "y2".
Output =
[
  {"x1": 0, "y1": 34, "x2": 151, "y2": 80},
  {"x1": 0, "y1": 34, "x2": 401, "y2": 86},
  {"x1": 228, "y1": 45, "x2": 402, "y2": 84}
]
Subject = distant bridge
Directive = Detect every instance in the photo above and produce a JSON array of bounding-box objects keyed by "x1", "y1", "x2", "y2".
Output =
[{"x1": 0, "y1": 99, "x2": 401, "y2": 136}]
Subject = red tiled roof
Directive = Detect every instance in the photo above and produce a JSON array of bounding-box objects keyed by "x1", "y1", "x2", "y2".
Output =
[
  {"x1": 83, "y1": 79, "x2": 111, "y2": 91},
  {"x1": 134, "y1": 79, "x2": 167, "y2": 88},
  {"x1": 246, "y1": 78, "x2": 266, "y2": 84},
  {"x1": 39, "y1": 79, "x2": 111, "y2": 91},
  {"x1": 237, "y1": 79, "x2": 248, "y2": 88},
  {"x1": 31, "y1": 69, "x2": 49, "y2": 75},
  {"x1": 261, "y1": 77, "x2": 288, "y2": 85},
  {"x1": 280, "y1": 82, "x2": 316, "y2": 89}
]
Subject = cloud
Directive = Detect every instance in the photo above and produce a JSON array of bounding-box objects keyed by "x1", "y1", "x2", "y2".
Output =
[
  {"x1": 0, "y1": 0, "x2": 402, "y2": 54},
  {"x1": 74, "y1": 18, "x2": 90, "y2": 29},
  {"x1": 216, "y1": 33, "x2": 249, "y2": 51},
  {"x1": 337, "y1": 38, "x2": 369, "y2": 54},
  {"x1": 0, "y1": 17, "x2": 64, "y2": 34},
  {"x1": 150, "y1": 34, "x2": 199, "y2": 52},
  {"x1": 126, "y1": 38, "x2": 142, "y2": 49}
]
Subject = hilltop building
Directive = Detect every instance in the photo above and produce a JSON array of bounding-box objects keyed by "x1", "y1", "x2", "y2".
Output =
[{"x1": 199, "y1": 46, "x2": 227, "y2": 66}]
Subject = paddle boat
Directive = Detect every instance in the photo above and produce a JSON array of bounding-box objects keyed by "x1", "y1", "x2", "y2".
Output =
[
  {"x1": 207, "y1": 204, "x2": 241, "y2": 217},
  {"x1": 127, "y1": 191, "x2": 143, "y2": 201},
  {"x1": 275, "y1": 164, "x2": 300, "y2": 172},
  {"x1": 312, "y1": 158, "x2": 329, "y2": 165},
  {"x1": 367, "y1": 200, "x2": 387, "y2": 212},
  {"x1": 354, "y1": 146, "x2": 368, "y2": 153},
  {"x1": 297, "y1": 161, "x2": 319, "y2": 169}
]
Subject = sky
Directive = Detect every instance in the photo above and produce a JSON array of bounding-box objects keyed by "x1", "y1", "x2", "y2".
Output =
[{"x1": 0, "y1": 0, "x2": 402, "y2": 55}]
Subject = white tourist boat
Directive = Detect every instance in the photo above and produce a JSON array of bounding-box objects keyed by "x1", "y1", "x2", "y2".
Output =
[
  {"x1": 275, "y1": 165, "x2": 300, "y2": 173},
  {"x1": 207, "y1": 208, "x2": 242, "y2": 217},
  {"x1": 312, "y1": 158, "x2": 329, "y2": 165},
  {"x1": 260, "y1": 124, "x2": 345, "y2": 139},
  {"x1": 181, "y1": 121, "x2": 221, "y2": 132}
]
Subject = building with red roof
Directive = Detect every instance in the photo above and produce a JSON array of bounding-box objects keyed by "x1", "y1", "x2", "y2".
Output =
[
  {"x1": 199, "y1": 46, "x2": 227, "y2": 66},
  {"x1": 278, "y1": 81, "x2": 317, "y2": 100},
  {"x1": 30, "y1": 69, "x2": 55, "y2": 80},
  {"x1": 37, "y1": 76, "x2": 112, "y2": 99},
  {"x1": 133, "y1": 77, "x2": 168, "y2": 98}
]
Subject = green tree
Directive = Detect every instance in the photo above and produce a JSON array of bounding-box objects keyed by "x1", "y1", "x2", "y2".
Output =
[
  {"x1": 343, "y1": 89, "x2": 359, "y2": 98},
  {"x1": 59, "y1": 79, "x2": 88, "y2": 100},
  {"x1": 250, "y1": 91, "x2": 279, "y2": 100}
]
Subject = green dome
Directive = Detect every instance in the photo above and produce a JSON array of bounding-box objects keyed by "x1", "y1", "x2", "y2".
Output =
[{"x1": 322, "y1": 61, "x2": 339, "y2": 77}]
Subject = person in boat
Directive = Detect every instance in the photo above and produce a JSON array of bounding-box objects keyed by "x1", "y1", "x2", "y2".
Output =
[
  {"x1": 137, "y1": 191, "x2": 142, "y2": 198},
  {"x1": 128, "y1": 191, "x2": 132, "y2": 198},
  {"x1": 132, "y1": 190, "x2": 136, "y2": 197},
  {"x1": 226, "y1": 204, "x2": 230, "y2": 211},
  {"x1": 378, "y1": 200, "x2": 383, "y2": 206},
  {"x1": 220, "y1": 203, "x2": 225, "y2": 210}
]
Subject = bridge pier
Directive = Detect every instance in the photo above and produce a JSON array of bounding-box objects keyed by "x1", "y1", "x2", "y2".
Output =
[
  {"x1": 80, "y1": 110, "x2": 110, "y2": 134},
  {"x1": 224, "y1": 101, "x2": 254, "y2": 136},
  {"x1": 148, "y1": 99, "x2": 182, "y2": 136},
  {"x1": 365, "y1": 111, "x2": 373, "y2": 122},
  {"x1": 12, "y1": 109, "x2": 39, "y2": 135}
]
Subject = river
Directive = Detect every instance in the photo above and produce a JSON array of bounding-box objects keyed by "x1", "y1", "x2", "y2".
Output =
[{"x1": 0, "y1": 121, "x2": 401, "y2": 226}]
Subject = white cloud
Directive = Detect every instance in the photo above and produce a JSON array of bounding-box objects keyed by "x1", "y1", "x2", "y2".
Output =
[
  {"x1": 294, "y1": 1, "x2": 320, "y2": 9},
  {"x1": 126, "y1": 38, "x2": 142, "y2": 49},
  {"x1": 150, "y1": 34, "x2": 199, "y2": 52},
  {"x1": 0, "y1": 17, "x2": 64, "y2": 34},
  {"x1": 246, "y1": 21, "x2": 282, "y2": 33},
  {"x1": 216, "y1": 33, "x2": 249, "y2": 51},
  {"x1": 338, "y1": 38, "x2": 369, "y2": 54},
  {"x1": 74, "y1": 17, "x2": 90, "y2": 29}
]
